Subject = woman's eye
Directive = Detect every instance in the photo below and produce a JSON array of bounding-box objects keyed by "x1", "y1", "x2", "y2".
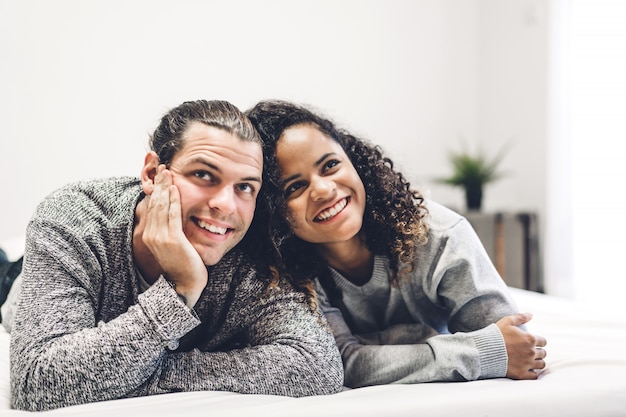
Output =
[
  {"x1": 284, "y1": 182, "x2": 304, "y2": 198},
  {"x1": 322, "y1": 159, "x2": 340, "y2": 173}
]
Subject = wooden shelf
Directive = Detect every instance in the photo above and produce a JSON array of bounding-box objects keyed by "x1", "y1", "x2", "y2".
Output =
[{"x1": 464, "y1": 211, "x2": 542, "y2": 292}]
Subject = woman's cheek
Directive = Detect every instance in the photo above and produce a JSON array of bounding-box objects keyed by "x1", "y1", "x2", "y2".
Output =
[{"x1": 286, "y1": 205, "x2": 304, "y2": 232}]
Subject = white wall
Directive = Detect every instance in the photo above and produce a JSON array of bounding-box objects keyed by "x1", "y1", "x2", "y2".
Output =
[
  {"x1": 568, "y1": 0, "x2": 626, "y2": 310},
  {"x1": 0, "y1": 1, "x2": 551, "y2": 288}
]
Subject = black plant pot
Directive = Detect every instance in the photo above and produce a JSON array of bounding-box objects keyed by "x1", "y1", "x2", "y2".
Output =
[{"x1": 465, "y1": 186, "x2": 483, "y2": 211}]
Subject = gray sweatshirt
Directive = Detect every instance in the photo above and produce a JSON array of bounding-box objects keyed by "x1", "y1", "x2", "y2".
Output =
[
  {"x1": 316, "y1": 201, "x2": 518, "y2": 387},
  {"x1": 10, "y1": 177, "x2": 343, "y2": 411}
]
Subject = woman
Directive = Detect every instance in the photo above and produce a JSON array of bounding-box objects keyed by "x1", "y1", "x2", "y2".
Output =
[{"x1": 246, "y1": 100, "x2": 547, "y2": 388}]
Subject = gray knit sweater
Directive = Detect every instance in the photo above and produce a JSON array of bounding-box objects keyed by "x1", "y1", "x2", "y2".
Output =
[
  {"x1": 10, "y1": 177, "x2": 343, "y2": 411},
  {"x1": 316, "y1": 200, "x2": 518, "y2": 387}
]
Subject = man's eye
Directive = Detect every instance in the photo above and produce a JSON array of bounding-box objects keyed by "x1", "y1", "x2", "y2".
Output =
[
  {"x1": 194, "y1": 171, "x2": 213, "y2": 181},
  {"x1": 238, "y1": 183, "x2": 255, "y2": 194}
]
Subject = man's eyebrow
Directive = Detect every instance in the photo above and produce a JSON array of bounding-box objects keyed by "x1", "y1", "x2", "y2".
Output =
[
  {"x1": 189, "y1": 157, "x2": 220, "y2": 172},
  {"x1": 280, "y1": 152, "x2": 335, "y2": 187},
  {"x1": 188, "y1": 157, "x2": 261, "y2": 183},
  {"x1": 242, "y1": 175, "x2": 262, "y2": 183}
]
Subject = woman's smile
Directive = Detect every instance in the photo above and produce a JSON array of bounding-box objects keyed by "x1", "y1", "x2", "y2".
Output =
[{"x1": 314, "y1": 197, "x2": 349, "y2": 222}]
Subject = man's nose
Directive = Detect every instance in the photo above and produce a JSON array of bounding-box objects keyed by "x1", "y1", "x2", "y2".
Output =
[{"x1": 208, "y1": 185, "x2": 237, "y2": 213}]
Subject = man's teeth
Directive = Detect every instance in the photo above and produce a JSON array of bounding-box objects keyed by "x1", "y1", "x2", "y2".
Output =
[
  {"x1": 197, "y1": 220, "x2": 227, "y2": 235},
  {"x1": 317, "y1": 198, "x2": 347, "y2": 221}
]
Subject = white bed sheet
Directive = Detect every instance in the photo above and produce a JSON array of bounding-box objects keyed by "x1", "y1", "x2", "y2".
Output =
[{"x1": 1, "y1": 235, "x2": 625, "y2": 416}]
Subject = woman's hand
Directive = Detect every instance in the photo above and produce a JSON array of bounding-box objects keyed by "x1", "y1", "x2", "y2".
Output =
[{"x1": 497, "y1": 313, "x2": 548, "y2": 379}]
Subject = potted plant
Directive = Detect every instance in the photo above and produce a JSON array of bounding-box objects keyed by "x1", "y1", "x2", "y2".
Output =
[{"x1": 438, "y1": 143, "x2": 511, "y2": 211}]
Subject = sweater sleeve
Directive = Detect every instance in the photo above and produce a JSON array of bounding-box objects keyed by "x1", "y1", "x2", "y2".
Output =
[
  {"x1": 423, "y1": 216, "x2": 521, "y2": 334},
  {"x1": 317, "y1": 286, "x2": 507, "y2": 387},
  {"x1": 10, "y1": 222, "x2": 200, "y2": 412},
  {"x1": 152, "y1": 286, "x2": 344, "y2": 397}
]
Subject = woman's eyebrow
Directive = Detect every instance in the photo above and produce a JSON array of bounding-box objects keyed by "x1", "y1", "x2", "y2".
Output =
[
  {"x1": 315, "y1": 153, "x2": 335, "y2": 167},
  {"x1": 279, "y1": 153, "x2": 336, "y2": 187},
  {"x1": 280, "y1": 173, "x2": 300, "y2": 187}
]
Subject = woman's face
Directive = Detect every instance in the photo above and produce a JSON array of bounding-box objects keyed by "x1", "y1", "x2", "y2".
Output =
[{"x1": 275, "y1": 124, "x2": 366, "y2": 246}]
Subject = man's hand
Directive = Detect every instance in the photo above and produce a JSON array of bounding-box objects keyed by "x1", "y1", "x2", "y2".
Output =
[
  {"x1": 496, "y1": 313, "x2": 547, "y2": 380},
  {"x1": 143, "y1": 165, "x2": 208, "y2": 308}
]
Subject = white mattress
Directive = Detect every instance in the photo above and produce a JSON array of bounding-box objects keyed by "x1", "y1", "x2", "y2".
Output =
[{"x1": 1, "y1": 236, "x2": 625, "y2": 416}]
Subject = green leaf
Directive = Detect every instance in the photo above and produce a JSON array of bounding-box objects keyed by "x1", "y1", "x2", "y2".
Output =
[{"x1": 437, "y1": 141, "x2": 512, "y2": 189}]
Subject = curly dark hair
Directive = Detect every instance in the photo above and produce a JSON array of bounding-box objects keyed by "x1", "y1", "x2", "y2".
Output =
[{"x1": 246, "y1": 100, "x2": 429, "y2": 299}]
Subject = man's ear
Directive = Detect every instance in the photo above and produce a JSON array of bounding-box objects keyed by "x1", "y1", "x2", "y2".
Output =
[{"x1": 141, "y1": 151, "x2": 160, "y2": 195}]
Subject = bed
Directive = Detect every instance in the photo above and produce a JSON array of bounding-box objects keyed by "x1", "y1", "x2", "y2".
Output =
[{"x1": 1, "y1": 236, "x2": 625, "y2": 416}]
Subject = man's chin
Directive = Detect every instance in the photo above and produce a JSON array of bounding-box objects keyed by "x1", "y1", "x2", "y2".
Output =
[
  {"x1": 191, "y1": 233, "x2": 242, "y2": 265},
  {"x1": 196, "y1": 244, "x2": 236, "y2": 266}
]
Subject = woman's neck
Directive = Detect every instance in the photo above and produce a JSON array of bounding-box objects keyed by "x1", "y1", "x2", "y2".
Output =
[{"x1": 317, "y1": 236, "x2": 374, "y2": 286}]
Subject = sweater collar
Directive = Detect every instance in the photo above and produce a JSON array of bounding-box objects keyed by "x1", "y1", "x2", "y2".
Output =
[{"x1": 328, "y1": 256, "x2": 390, "y2": 295}]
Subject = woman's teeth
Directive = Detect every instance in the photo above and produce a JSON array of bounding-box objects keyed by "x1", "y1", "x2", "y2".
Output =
[{"x1": 316, "y1": 198, "x2": 347, "y2": 221}]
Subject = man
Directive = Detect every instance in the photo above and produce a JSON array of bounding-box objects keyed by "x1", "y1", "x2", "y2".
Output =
[
  {"x1": 0, "y1": 249, "x2": 21, "y2": 324},
  {"x1": 9, "y1": 100, "x2": 343, "y2": 412}
]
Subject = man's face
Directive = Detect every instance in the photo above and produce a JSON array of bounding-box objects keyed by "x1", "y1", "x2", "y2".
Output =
[{"x1": 166, "y1": 122, "x2": 263, "y2": 265}]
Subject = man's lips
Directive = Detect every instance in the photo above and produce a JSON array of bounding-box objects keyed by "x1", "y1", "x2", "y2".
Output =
[
  {"x1": 314, "y1": 197, "x2": 349, "y2": 222},
  {"x1": 194, "y1": 218, "x2": 231, "y2": 235}
]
